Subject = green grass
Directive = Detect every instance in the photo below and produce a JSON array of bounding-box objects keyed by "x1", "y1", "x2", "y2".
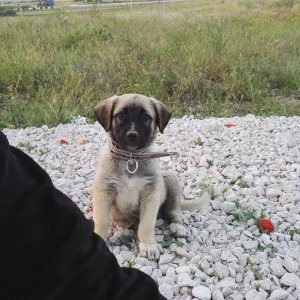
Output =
[{"x1": 0, "y1": 0, "x2": 300, "y2": 129}]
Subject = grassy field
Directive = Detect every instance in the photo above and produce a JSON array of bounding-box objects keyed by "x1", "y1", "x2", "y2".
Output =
[{"x1": 0, "y1": 0, "x2": 299, "y2": 129}]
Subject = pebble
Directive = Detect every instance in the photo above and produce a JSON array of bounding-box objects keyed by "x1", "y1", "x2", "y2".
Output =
[
  {"x1": 212, "y1": 289, "x2": 224, "y2": 300},
  {"x1": 269, "y1": 289, "x2": 289, "y2": 300},
  {"x1": 266, "y1": 188, "x2": 282, "y2": 198},
  {"x1": 5, "y1": 115, "x2": 300, "y2": 300},
  {"x1": 214, "y1": 262, "x2": 229, "y2": 279},
  {"x1": 283, "y1": 257, "x2": 298, "y2": 273},
  {"x1": 159, "y1": 254, "x2": 174, "y2": 265},
  {"x1": 159, "y1": 283, "x2": 174, "y2": 300},
  {"x1": 280, "y1": 273, "x2": 300, "y2": 287},
  {"x1": 177, "y1": 273, "x2": 198, "y2": 287},
  {"x1": 245, "y1": 289, "x2": 265, "y2": 300},
  {"x1": 192, "y1": 285, "x2": 211, "y2": 300},
  {"x1": 270, "y1": 258, "x2": 286, "y2": 277}
]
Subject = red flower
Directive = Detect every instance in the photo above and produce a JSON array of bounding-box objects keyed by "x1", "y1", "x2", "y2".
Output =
[
  {"x1": 259, "y1": 219, "x2": 275, "y2": 232},
  {"x1": 225, "y1": 123, "x2": 236, "y2": 128},
  {"x1": 59, "y1": 139, "x2": 69, "y2": 145}
]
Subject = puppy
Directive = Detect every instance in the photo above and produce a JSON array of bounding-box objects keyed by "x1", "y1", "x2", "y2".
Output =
[{"x1": 92, "y1": 94, "x2": 209, "y2": 260}]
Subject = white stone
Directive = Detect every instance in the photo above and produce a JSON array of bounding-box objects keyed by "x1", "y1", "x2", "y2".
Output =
[
  {"x1": 140, "y1": 266, "x2": 152, "y2": 276},
  {"x1": 77, "y1": 168, "x2": 92, "y2": 177},
  {"x1": 192, "y1": 285, "x2": 211, "y2": 300},
  {"x1": 242, "y1": 240, "x2": 258, "y2": 250},
  {"x1": 221, "y1": 165, "x2": 242, "y2": 179},
  {"x1": 216, "y1": 277, "x2": 237, "y2": 289},
  {"x1": 151, "y1": 269, "x2": 162, "y2": 281},
  {"x1": 176, "y1": 266, "x2": 191, "y2": 274},
  {"x1": 159, "y1": 283, "x2": 174, "y2": 300},
  {"x1": 222, "y1": 287, "x2": 233, "y2": 297},
  {"x1": 225, "y1": 192, "x2": 238, "y2": 202},
  {"x1": 212, "y1": 289, "x2": 224, "y2": 300},
  {"x1": 266, "y1": 188, "x2": 282, "y2": 198},
  {"x1": 280, "y1": 273, "x2": 300, "y2": 287},
  {"x1": 159, "y1": 254, "x2": 174, "y2": 265},
  {"x1": 283, "y1": 257, "x2": 298, "y2": 273},
  {"x1": 120, "y1": 250, "x2": 134, "y2": 261},
  {"x1": 259, "y1": 278, "x2": 272, "y2": 291},
  {"x1": 177, "y1": 273, "x2": 198, "y2": 287},
  {"x1": 222, "y1": 202, "x2": 236, "y2": 213},
  {"x1": 214, "y1": 262, "x2": 229, "y2": 279},
  {"x1": 245, "y1": 289, "x2": 265, "y2": 300},
  {"x1": 194, "y1": 270, "x2": 207, "y2": 280},
  {"x1": 175, "y1": 247, "x2": 189, "y2": 257},
  {"x1": 270, "y1": 258, "x2": 286, "y2": 277},
  {"x1": 269, "y1": 289, "x2": 289, "y2": 300}
]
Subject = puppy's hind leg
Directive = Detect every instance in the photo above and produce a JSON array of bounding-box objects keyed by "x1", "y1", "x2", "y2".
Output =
[{"x1": 161, "y1": 172, "x2": 187, "y2": 237}]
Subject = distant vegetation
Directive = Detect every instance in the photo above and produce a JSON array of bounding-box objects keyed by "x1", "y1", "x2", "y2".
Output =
[
  {"x1": 0, "y1": 0, "x2": 299, "y2": 129},
  {"x1": 0, "y1": 7, "x2": 17, "y2": 16}
]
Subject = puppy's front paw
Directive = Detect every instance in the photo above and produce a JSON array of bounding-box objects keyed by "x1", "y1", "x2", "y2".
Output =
[
  {"x1": 139, "y1": 242, "x2": 162, "y2": 260},
  {"x1": 169, "y1": 222, "x2": 187, "y2": 237}
]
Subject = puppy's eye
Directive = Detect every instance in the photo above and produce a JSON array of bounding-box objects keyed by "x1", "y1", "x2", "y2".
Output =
[
  {"x1": 116, "y1": 112, "x2": 125, "y2": 121},
  {"x1": 142, "y1": 114, "x2": 151, "y2": 122}
]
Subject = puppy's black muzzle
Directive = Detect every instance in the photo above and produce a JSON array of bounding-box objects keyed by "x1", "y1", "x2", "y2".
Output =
[{"x1": 127, "y1": 132, "x2": 138, "y2": 143}]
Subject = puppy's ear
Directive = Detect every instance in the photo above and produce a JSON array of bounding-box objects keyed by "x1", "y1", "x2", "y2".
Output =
[
  {"x1": 94, "y1": 96, "x2": 118, "y2": 132},
  {"x1": 151, "y1": 98, "x2": 171, "y2": 133}
]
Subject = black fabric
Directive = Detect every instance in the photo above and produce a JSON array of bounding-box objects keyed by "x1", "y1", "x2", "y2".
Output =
[{"x1": 0, "y1": 132, "x2": 166, "y2": 300}]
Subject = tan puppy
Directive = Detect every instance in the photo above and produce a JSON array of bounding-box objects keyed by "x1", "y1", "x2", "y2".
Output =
[{"x1": 92, "y1": 94, "x2": 209, "y2": 260}]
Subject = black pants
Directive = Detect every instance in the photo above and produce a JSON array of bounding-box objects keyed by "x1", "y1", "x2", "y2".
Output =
[{"x1": 0, "y1": 132, "x2": 166, "y2": 300}]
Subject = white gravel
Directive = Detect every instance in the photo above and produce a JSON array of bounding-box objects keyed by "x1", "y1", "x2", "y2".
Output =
[{"x1": 3, "y1": 114, "x2": 300, "y2": 300}]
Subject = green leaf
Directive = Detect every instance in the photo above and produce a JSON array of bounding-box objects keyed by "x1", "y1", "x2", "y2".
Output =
[
  {"x1": 125, "y1": 261, "x2": 133, "y2": 268},
  {"x1": 207, "y1": 160, "x2": 214, "y2": 167},
  {"x1": 238, "y1": 179, "x2": 249, "y2": 188},
  {"x1": 195, "y1": 137, "x2": 204, "y2": 146},
  {"x1": 257, "y1": 242, "x2": 265, "y2": 251},
  {"x1": 207, "y1": 186, "x2": 215, "y2": 200},
  {"x1": 230, "y1": 179, "x2": 238, "y2": 185},
  {"x1": 237, "y1": 212, "x2": 248, "y2": 223},
  {"x1": 160, "y1": 235, "x2": 183, "y2": 248}
]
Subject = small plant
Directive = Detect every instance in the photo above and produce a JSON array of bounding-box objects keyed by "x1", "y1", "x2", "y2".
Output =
[
  {"x1": 18, "y1": 142, "x2": 36, "y2": 152},
  {"x1": 195, "y1": 137, "x2": 204, "y2": 146},
  {"x1": 207, "y1": 160, "x2": 214, "y2": 168},
  {"x1": 246, "y1": 257, "x2": 264, "y2": 280},
  {"x1": 222, "y1": 187, "x2": 229, "y2": 194},
  {"x1": 238, "y1": 179, "x2": 249, "y2": 188},
  {"x1": 289, "y1": 228, "x2": 300, "y2": 237},
  {"x1": 198, "y1": 183, "x2": 215, "y2": 200},
  {"x1": 124, "y1": 261, "x2": 133, "y2": 268},
  {"x1": 230, "y1": 201, "x2": 275, "y2": 233},
  {"x1": 230, "y1": 179, "x2": 238, "y2": 185},
  {"x1": 231, "y1": 200, "x2": 257, "y2": 223},
  {"x1": 254, "y1": 283, "x2": 260, "y2": 291},
  {"x1": 38, "y1": 149, "x2": 48, "y2": 156},
  {"x1": 160, "y1": 235, "x2": 183, "y2": 248},
  {"x1": 230, "y1": 178, "x2": 249, "y2": 188},
  {"x1": 257, "y1": 242, "x2": 278, "y2": 257}
]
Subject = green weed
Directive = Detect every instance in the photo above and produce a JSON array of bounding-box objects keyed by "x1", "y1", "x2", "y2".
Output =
[
  {"x1": 18, "y1": 142, "x2": 36, "y2": 152},
  {"x1": 289, "y1": 228, "x2": 300, "y2": 237},
  {"x1": 195, "y1": 137, "x2": 204, "y2": 146},
  {"x1": 246, "y1": 256, "x2": 264, "y2": 280},
  {"x1": 160, "y1": 235, "x2": 183, "y2": 248},
  {"x1": 257, "y1": 242, "x2": 278, "y2": 258}
]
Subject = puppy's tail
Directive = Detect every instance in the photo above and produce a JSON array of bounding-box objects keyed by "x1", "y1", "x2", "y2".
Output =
[{"x1": 181, "y1": 191, "x2": 211, "y2": 211}]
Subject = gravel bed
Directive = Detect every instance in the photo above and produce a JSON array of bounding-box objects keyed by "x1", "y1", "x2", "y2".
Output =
[{"x1": 3, "y1": 114, "x2": 300, "y2": 300}]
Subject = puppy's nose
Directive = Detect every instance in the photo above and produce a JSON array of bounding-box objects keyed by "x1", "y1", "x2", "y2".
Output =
[{"x1": 127, "y1": 132, "x2": 138, "y2": 142}]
